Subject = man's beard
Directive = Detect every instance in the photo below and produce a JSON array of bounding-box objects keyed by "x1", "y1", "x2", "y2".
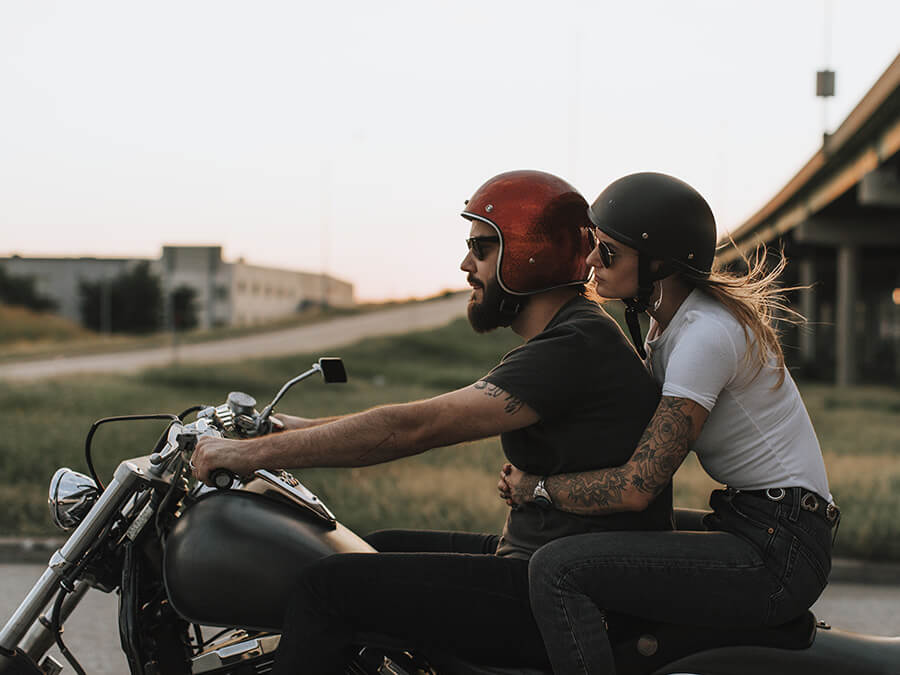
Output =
[{"x1": 467, "y1": 276, "x2": 522, "y2": 333}]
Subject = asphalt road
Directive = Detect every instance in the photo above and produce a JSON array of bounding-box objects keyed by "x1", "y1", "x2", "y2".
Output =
[
  {"x1": 0, "y1": 294, "x2": 470, "y2": 381},
  {"x1": 1, "y1": 564, "x2": 898, "y2": 674}
]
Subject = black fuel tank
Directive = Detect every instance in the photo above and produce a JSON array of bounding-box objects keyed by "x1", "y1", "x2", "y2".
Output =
[{"x1": 164, "y1": 490, "x2": 374, "y2": 630}]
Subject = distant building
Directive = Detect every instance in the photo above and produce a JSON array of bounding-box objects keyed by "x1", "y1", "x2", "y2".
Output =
[
  {"x1": 0, "y1": 246, "x2": 354, "y2": 330},
  {"x1": 160, "y1": 246, "x2": 354, "y2": 328}
]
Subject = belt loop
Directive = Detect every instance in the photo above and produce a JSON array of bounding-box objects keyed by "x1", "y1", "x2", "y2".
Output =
[{"x1": 789, "y1": 487, "x2": 801, "y2": 522}]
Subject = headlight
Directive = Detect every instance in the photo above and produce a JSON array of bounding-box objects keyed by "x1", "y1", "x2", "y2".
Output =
[{"x1": 48, "y1": 468, "x2": 99, "y2": 531}]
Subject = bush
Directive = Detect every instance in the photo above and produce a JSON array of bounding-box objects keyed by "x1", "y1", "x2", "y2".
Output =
[
  {"x1": 171, "y1": 285, "x2": 198, "y2": 331},
  {"x1": 79, "y1": 262, "x2": 163, "y2": 334},
  {"x1": 0, "y1": 266, "x2": 56, "y2": 311}
]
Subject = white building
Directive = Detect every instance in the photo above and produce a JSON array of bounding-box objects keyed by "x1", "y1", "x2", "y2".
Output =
[{"x1": 0, "y1": 246, "x2": 354, "y2": 330}]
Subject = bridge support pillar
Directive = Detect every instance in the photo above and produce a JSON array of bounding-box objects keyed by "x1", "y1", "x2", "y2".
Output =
[
  {"x1": 798, "y1": 258, "x2": 817, "y2": 367},
  {"x1": 836, "y1": 245, "x2": 859, "y2": 386}
]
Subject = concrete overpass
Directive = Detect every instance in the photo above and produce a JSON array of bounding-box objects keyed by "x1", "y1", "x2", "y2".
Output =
[{"x1": 722, "y1": 51, "x2": 900, "y2": 385}]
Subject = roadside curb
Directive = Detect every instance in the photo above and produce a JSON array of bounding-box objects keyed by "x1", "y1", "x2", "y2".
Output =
[
  {"x1": 827, "y1": 557, "x2": 900, "y2": 585},
  {"x1": 0, "y1": 537, "x2": 63, "y2": 564},
  {"x1": 2, "y1": 537, "x2": 900, "y2": 585}
]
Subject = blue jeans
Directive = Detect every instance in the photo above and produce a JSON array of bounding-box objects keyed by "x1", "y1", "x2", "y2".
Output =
[{"x1": 528, "y1": 489, "x2": 833, "y2": 675}]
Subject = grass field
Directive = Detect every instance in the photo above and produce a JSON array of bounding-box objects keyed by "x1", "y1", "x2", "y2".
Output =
[
  {"x1": 0, "y1": 305, "x2": 92, "y2": 346},
  {"x1": 0, "y1": 313, "x2": 897, "y2": 561}
]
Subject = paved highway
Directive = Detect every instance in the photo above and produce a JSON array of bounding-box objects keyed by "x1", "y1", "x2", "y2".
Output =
[{"x1": 1, "y1": 564, "x2": 898, "y2": 674}]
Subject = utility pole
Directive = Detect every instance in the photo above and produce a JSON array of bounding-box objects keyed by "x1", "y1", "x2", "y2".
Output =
[
  {"x1": 163, "y1": 249, "x2": 178, "y2": 363},
  {"x1": 100, "y1": 272, "x2": 112, "y2": 336},
  {"x1": 816, "y1": 0, "x2": 836, "y2": 148},
  {"x1": 568, "y1": 30, "x2": 582, "y2": 184},
  {"x1": 320, "y1": 160, "x2": 332, "y2": 308}
]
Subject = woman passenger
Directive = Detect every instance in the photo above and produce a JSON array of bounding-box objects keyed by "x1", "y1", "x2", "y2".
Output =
[{"x1": 499, "y1": 172, "x2": 837, "y2": 675}]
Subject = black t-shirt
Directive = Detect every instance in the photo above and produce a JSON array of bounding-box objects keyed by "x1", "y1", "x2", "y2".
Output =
[{"x1": 483, "y1": 295, "x2": 673, "y2": 559}]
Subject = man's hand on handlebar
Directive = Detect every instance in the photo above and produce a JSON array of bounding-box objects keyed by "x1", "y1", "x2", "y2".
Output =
[{"x1": 191, "y1": 436, "x2": 257, "y2": 487}]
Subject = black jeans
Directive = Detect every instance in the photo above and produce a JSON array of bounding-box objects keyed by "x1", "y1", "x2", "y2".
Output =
[
  {"x1": 528, "y1": 489, "x2": 834, "y2": 675},
  {"x1": 270, "y1": 529, "x2": 550, "y2": 675}
]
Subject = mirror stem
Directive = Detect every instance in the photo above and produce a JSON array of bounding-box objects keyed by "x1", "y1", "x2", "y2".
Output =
[{"x1": 257, "y1": 363, "x2": 323, "y2": 429}]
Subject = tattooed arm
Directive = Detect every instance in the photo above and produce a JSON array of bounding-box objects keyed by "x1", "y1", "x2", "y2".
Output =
[
  {"x1": 193, "y1": 379, "x2": 538, "y2": 484},
  {"x1": 499, "y1": 396, "x2": 708, "y2": 514}
]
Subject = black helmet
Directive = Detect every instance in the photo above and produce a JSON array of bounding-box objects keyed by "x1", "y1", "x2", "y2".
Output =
[
  {"x1": 587, "y1": 172, "x2": 717, "y2": 358},
  {"x1": 588, "y1": 172, "x2": 717, "y2": 278}
]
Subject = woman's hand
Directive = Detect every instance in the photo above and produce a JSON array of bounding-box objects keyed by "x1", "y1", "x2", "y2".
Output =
[{"x1": 497, "y1": 462, "x2": 539, "y2": 507}]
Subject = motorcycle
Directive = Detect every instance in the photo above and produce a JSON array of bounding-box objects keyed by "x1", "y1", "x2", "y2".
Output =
[{"x1": 1, "y1": 357, "x2": 898, "y2": 675}]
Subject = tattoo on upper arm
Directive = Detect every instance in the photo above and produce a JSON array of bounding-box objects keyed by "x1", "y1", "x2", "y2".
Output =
[
  {"x1": 559, "y1": 396, "x2": 696, "y2": 511},
  {"x1": 474, "y1": 380, "x2": 524, "y2": 415}
]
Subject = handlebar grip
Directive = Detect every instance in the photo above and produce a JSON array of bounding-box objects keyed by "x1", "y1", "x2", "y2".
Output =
[{"x1": 210, "y1": 468, "x2": 237, "y2": 490}]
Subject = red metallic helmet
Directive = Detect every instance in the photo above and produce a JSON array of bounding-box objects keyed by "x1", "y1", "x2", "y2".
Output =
[{"x1": 461, "y1": 170, "x2": 594, "y2": 295}]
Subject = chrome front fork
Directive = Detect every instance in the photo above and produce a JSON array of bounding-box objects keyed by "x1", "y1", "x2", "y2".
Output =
[{"x1": 0, "y1": 461, "x2": 144, "y2": 653}]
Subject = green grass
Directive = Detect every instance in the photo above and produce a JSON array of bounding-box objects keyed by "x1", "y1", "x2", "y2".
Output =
[
  {"x1": 0, "y1": 305, "x2": 92, "y2": 346},
  {"x1": 0, "y1": 313, "x2": 897, "y2": 562}
]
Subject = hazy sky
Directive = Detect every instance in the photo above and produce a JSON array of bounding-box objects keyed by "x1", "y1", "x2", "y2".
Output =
[{"x1": 2, "y1": 1, "x2": 899, "y2": 300}]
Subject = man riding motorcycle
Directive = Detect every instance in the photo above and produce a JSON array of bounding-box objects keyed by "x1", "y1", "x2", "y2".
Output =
[{"x1": 191, "y1": 169, "x2": 674, "y2": 673}]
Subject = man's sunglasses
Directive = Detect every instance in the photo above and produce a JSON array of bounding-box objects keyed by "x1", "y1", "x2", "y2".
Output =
[{"x1": 466, "y1": 236, "x2": 500, "y2": 261}]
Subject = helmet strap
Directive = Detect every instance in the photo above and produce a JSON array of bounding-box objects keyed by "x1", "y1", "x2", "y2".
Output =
[
  {"x1": 652, "y1": 281, "x2": 664, "y2": 313},
  {"x1": 497, "y1": 296, "x2": 526, "y2": 326},
  {"x1": 623, "y1": 253, "x2": 655, "y2": 359}
]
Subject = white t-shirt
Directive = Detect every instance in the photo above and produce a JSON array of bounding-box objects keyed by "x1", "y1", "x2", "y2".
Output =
[{"x1": 645, "y1": 289, "x2": 832, "y2": 500}]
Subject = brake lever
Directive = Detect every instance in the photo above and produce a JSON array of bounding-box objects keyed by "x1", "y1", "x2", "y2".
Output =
[{"x1": 149, "y1": 424, "x2": 190, "y2": 475}]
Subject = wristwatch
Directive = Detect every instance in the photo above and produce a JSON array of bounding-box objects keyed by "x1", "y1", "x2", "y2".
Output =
[{"x1": 533, "y1": 477, "x2": 552, "y2": 509}]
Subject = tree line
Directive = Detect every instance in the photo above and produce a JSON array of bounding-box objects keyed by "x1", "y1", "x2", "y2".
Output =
[
  {"x1": 1, "y1": 263, "x2": 198, "y2": 334},
  {"x1": 0, "y1": 266, "x2": 57, "y2": 311}
]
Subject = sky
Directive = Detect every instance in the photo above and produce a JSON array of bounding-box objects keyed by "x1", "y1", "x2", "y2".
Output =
[{"x1": 1, "y1": 1, "x2": 899, "y2": 301}]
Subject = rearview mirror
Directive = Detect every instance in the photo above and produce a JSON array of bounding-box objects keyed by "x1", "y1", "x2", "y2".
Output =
[
  {"x1": 318, "y1": 357, "x2": 347, "y2": 383},
  {"x1": 256, "y1": 357, "x2": 349, "y2": 429}
]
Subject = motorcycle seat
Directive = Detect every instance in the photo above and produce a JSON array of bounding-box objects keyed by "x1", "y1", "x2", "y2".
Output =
[
  {"x1": 612, "y1": 610, "x2": 817, "y2": 674},
  {"x1": 355, "y1": 613, "x2": 816, "y2": 675},
  {"x1": 658, "y1": 627, "x2": 900, "y2": 675},
  {"x1": 360, "y1": 612, "x2": 816, "y2": 675}
]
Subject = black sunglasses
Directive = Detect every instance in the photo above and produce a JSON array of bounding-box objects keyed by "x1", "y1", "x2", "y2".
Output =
[
  {"x1": 590, "y1": 231, "x2": 618, "y2": 268},
  {"x1": 466, "y1": 236, "x2": 500, "y2": 261}
]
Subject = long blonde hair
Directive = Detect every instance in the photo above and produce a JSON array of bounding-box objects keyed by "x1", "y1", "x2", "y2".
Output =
[{"x1": 686, "y1": 245, "x2": 804, "y2": 388}]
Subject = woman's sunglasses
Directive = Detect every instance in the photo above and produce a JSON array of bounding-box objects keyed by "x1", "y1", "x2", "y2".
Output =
[
  {"x1": 466, "y1": 236, "x2": 500, "y2": 261},
  {"x1": 590, "y1": 230, "x2": 619, "y2": 268}
]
